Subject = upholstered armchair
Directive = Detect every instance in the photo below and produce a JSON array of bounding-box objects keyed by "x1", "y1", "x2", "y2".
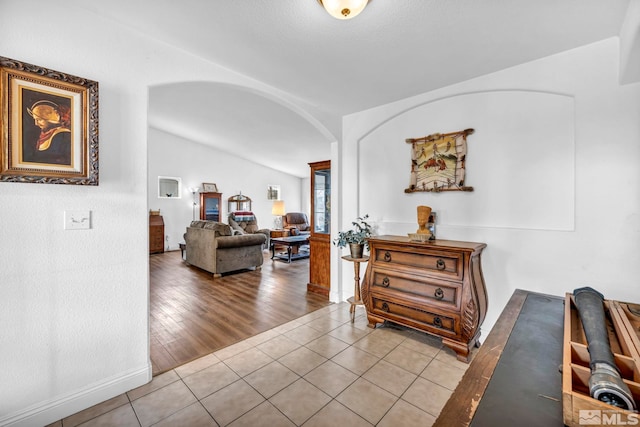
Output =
[
  {"x1": 227, "y1": 211, "x2": 270, "y2": 249},
  {"x1": 282, "y1": 212, "x2": 311, "y2": 235}
]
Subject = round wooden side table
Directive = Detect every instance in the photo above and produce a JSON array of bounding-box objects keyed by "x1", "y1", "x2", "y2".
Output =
[{"x1": 341, "y1": 255, "x2": 369, "y2": 322}]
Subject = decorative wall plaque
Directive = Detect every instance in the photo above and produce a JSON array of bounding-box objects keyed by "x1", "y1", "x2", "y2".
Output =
[{"x1": 405, "y1": 128, "x2": 474, "y2": 193}]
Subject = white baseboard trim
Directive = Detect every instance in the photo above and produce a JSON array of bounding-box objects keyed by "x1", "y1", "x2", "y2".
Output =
[
  {"x1": 0, "y1": 363, "x2": 151, "y2": 427},
  {"x1": 329, "y1": 289, "x2": 343, "y2": 303}
]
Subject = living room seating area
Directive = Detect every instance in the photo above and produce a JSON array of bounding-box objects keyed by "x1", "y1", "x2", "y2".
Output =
[
  {"x1": 183, "y1": 194, "x2": 315, "y2": 277},
  {"x1": 184, "y1": 220, "x2": 266, "y2": 278},
  {"x1": 282, "y1": 212, "x2": 311, "y2": 235}
]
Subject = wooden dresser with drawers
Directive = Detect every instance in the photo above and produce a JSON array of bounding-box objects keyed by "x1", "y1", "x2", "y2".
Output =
[
  {"x1": 149, "y1": 212, "x2": 165, "y2": 254},
  {"x1": 361, "y1": 236, "x2": 488, "y2": 362}
]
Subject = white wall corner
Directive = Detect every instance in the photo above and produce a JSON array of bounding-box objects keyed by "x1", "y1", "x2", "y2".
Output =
[
  {"x1": 329, "y1": 140, "x2": 343, "y2": 303},
  {"x1": 619, "y1": 0, "x2": 640, "y2": 84},
  {"x1": 1, "y1": 364, "x2": 151, "y2": 427}
]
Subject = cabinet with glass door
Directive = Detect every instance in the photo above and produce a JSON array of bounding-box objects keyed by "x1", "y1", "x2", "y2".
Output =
[
  {"x1": 200, "y1": 192, "x2": 222, "y2": 222},
  {"x1": 308, "y1": 160, "x2": 331, "y2": 297}
]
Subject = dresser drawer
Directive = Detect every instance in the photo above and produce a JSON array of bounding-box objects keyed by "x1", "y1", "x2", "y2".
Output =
[
  {"x1": 373, "y1": 247, "x2": 463, "y2": 281},
  {"x1": 371, "y1": 297, "x2": 458, "y2": 336},
  {"x1": 370, "y1": 268, "x2": 459, "y2": 308},
  {"x1": 150, "y1": 233, "x2": 163, "y2": 245}
]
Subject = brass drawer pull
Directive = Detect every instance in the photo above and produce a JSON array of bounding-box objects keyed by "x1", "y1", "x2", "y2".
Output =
[
  {"x1": 381, "y1": 302, "x2": 390, "y2": 312},
  {"x1": 434, "y1": 288, "x2": 444, "y2": 300},
  {"x1": 382, "y1": 277, "x2": 390, "y2": 287},
  {"x1": 383, "y1": 251, "x2": 392, "y2": 262},
  {"x1": 433, "y1": 316, "x2": 443, "y2": 328},
  {"x1": 436, "y1": 258, "x2": 445, "y2": 270}
]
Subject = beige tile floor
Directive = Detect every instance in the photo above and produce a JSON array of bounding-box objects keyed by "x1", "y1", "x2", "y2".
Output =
[{"x1": 48, "y1": 303, "x2": 473, "y2": 427}]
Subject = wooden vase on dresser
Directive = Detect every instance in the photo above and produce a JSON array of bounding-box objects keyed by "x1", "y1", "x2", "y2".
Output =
[
  {"x1": 361, "y1": 235, "x2": 487, "y2": 362},
  {"x1": 149, "y1": 212, "x2": 165, "y2": 254}
]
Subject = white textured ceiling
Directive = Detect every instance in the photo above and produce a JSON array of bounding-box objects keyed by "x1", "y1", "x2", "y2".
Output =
[{"x1": 79, "y1": 0, "x2": 631, "y2": 177}]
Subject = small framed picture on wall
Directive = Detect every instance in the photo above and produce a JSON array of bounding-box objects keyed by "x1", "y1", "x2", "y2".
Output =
[
  {"x1": 267, "y1": 184, "x2": 280, "y2": 200},
  {"x1": 202, "y1": 182, "x2": 218, "y2": 192}
]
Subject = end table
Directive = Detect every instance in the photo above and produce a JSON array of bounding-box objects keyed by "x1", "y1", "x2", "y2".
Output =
[{"x1": 341, "y1": 255, "x2": 369, "y2": 322}]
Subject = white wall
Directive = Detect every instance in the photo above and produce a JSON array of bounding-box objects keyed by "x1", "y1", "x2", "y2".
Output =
[
  {"x1": 1, "y1": 1, "x2": 637, "y2": 424},
  {"x1": 0, "y1": 1, "x2": 331, "y2": 425},
  {"x1": 339, "y1": 38, "x2": 640, "y2": 338},
  {"x1": 148, "y1": 127, "x2": 305, "y2": 248}
]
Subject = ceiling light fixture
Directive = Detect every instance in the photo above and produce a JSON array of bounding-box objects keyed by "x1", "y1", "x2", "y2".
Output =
[{"x1": 317, "y1": 0, "x2": 369, "y2": 20}]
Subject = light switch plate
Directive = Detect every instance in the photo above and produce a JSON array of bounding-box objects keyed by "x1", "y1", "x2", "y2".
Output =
[{"x1": 65, "y1": 210, "x2": 91, "y2": 230}]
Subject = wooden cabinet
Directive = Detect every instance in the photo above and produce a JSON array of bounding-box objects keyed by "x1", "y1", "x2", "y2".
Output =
[
  {"x1": 149, "y1": 213, "x2": 165, "y2": 254},
  {"x1": 200, "y1": 192, "x2": 222, "y2": 221},
  {"x1": 308, "y1": 160, "x2": 331, "y2": 297},
  {"x1": 362, "y1": 236, "x2": 487, "y2": 362}
]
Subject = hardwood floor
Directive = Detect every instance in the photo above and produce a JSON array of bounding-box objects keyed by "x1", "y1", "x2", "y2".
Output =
[{"x1": 149, "y1": 250, "x2": 331, "y2": 376}]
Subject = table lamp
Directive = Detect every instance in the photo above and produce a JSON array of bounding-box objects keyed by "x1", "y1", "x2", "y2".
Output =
[{"x1": 272, "y1": 200, "x2": 285, "y2": 229}]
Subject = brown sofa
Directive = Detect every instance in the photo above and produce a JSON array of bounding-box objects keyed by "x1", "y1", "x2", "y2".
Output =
[
  {"x1": 282, "y1": 212, "x2": 311, "y2": 235},
  {"x1": 184, "y1": 220, "x2": 266, "y2": 278}
]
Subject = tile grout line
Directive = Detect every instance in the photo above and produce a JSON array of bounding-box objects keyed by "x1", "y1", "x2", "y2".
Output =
[{"x1": 225, "y1": 312, "x2": 428, "y2": 425}]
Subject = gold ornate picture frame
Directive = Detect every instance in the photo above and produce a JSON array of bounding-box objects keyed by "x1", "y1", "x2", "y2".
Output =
[
  {"x1": 0, "y1": 56, "x2": 99, "y2": 185},
  {"x1": 405, "y1": 128, "x2": 474, "y2": 193}
]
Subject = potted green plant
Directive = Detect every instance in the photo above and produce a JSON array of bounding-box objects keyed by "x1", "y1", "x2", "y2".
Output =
[{"x1": 333, "y1": 214, "x2": 373, "y2": 259}]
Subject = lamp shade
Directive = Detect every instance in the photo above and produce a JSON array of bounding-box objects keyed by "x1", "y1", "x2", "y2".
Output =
[
  {"x1": 318, "y1": 0, "x2": 369, "y2": 20},
  {"x1": 272, "y1": 200, "x2": 286, "y2": 216}
]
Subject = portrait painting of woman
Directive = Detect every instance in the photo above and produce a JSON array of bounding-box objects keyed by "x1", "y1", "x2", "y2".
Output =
[
  {"x1": 0, "y1": 55, "x2": 99, "y2": 185},
  {"x1": 22, "y1": 94, "x2": 73, "y2": 166}
]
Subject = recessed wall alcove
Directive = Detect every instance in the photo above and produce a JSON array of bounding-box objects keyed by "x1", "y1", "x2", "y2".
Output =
[{"x1": 359, "y1": 90, "x2": 575, "y2": 231}]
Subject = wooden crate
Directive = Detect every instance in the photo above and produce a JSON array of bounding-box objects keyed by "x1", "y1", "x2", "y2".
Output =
[{"x1": 562, "y1": 293, "x2": 640, "y2": 426}]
